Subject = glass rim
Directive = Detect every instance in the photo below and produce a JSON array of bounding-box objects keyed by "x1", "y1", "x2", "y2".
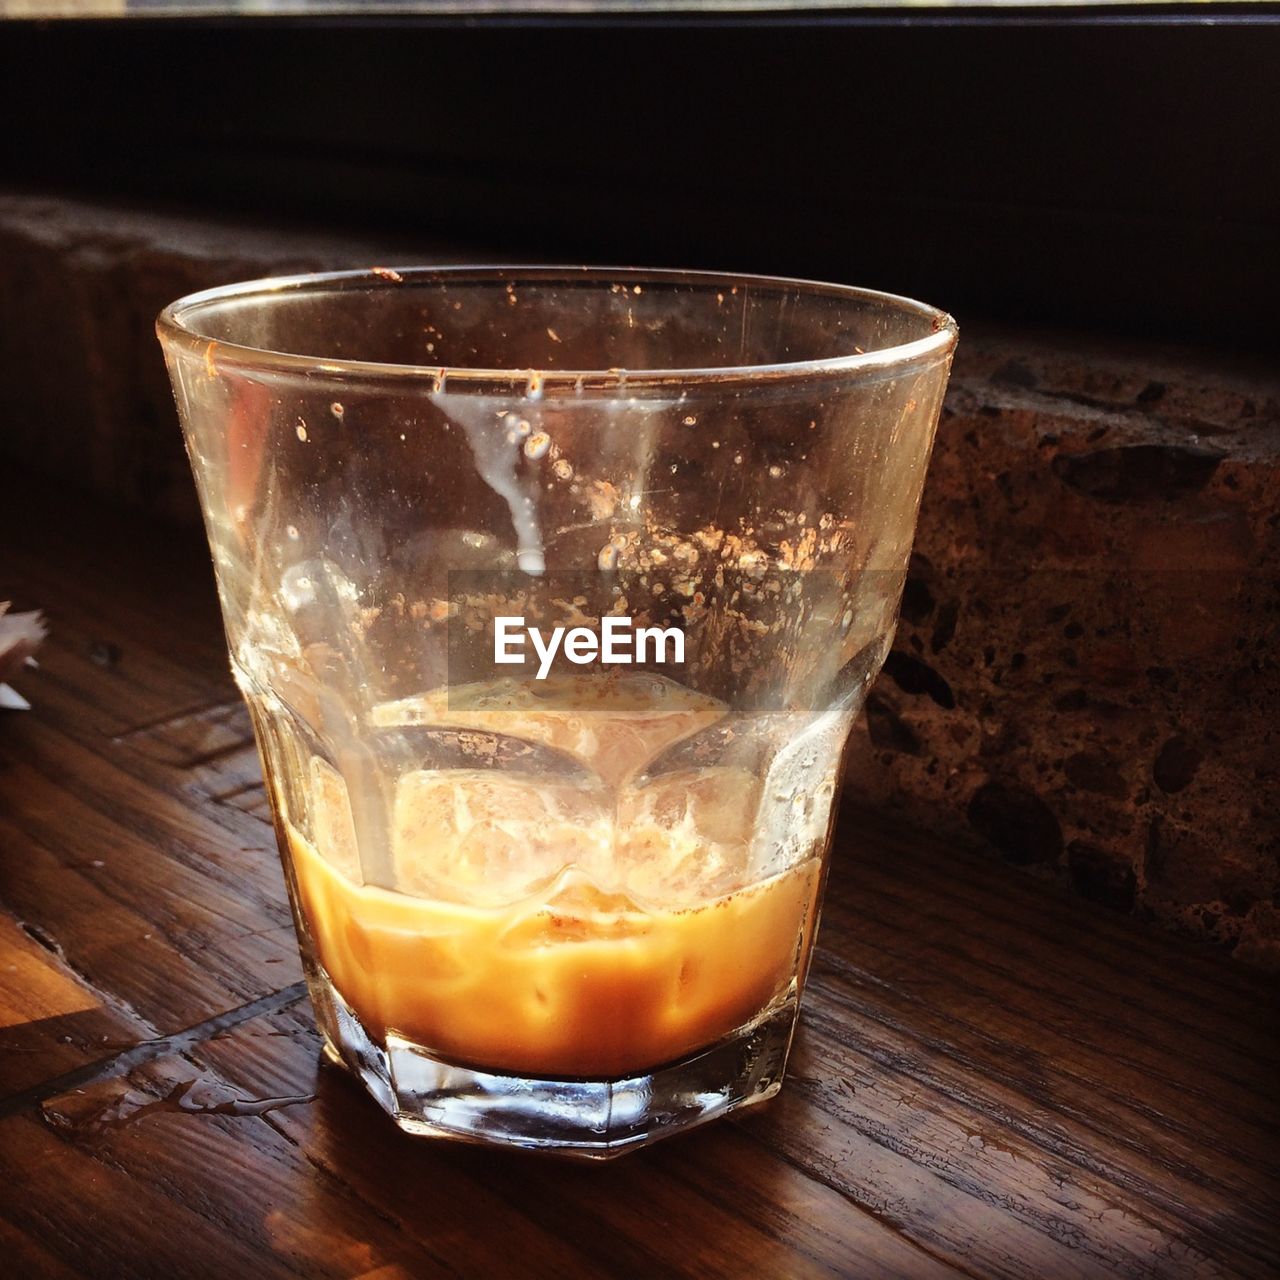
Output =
[{"x1": 157, "y1": 265, "x2": 958, "y2": 389}]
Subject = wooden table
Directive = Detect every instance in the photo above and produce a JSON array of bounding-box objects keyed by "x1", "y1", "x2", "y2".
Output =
[{"x1": 1, "y1": 475, "x2": 1277, "y2": 1280}]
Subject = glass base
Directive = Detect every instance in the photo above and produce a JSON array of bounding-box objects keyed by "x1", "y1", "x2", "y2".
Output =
[{"x1": 307, "y1": 962, "x2": 796, "y2": 1158}]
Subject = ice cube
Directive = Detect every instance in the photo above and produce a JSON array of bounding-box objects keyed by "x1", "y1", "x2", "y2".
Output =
[
  {"x1": 392, "y1": 769, "x2": 611, "y2": 906},
  {"x1": 748, "y1": 703, "x2": 852, "y2": 879},
  {"x1": 374, "y1": 673, "x2": 727, "y2": 788},
  {"x1": 309, "y1": 757, "x2": 362, "y2": 881},
  {"x1": 615, "y1": 766, "x2": 759, "y2": 905}
]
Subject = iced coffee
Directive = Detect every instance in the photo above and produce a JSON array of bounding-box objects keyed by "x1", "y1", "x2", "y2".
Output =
[{"x1": 283, "y1": 673, "x2": 826, "y2": 1078}]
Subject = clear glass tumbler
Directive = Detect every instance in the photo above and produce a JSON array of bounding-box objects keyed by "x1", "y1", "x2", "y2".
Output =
[{"x1": 158, "y1": 267, "x2": 956, "y2": 1157}]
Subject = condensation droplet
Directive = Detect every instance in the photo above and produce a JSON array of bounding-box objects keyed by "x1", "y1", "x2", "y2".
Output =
[
  {"x1": 523, "y1": 431, "x2": 551, "y2": 460},
  {"x1": 768, "y1": 464, "x2": 783, "y2": 478},
  {"x1": 517, "y1": 418, "x2": 532, "y2": 437},
  {"x1": 683, "y1": 415, "x2": 697, "y2": 426},
  {"x1": 734, "y1": 453, "x2": 743, "y2": 465},
  {"x1": 598, "y1": 542, "x2": 621, "y2": 571},
  {"x1": 286, "y1": 525, "x2": 299, "y2": 540},
  {"x1": 295, "y1": 419, "x2": 308, "y2": 442},
  {"x1": 330, "y1": 402, "x2": 344, "y2": 420}
]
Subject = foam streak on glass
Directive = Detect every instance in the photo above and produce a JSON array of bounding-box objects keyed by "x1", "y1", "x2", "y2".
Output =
[{"x1": 158, "y1": 268, "x2": 956, "y2": 1157}]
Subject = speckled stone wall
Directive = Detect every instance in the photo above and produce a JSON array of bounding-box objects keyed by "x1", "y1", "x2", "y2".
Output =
[
  {"x1": 845, "y1": 334, "x2": 1279, "y2": 968},
  {"x1": 2, "y1": 193, "x2": 1276, "y2": 965}
]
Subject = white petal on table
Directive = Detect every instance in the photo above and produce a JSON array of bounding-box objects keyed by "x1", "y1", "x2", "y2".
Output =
[{"x1": 0, "y1": 602, "x2": 47, "y2": 709}]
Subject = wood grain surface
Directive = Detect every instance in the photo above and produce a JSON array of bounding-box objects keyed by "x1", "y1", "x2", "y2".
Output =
[{"x1": 0, "y1": 474, "x2": 1276, "y2": 1279}]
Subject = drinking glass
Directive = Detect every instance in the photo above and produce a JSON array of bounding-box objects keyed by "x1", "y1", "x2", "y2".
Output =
[{"x1": 158, "y1": 267, "x2": 956, "y2": 1157}]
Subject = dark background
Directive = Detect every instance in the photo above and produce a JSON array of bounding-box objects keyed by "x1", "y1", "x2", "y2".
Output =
[{"x1": 3, "y1": 6, "x2": 1278, "y2": 348}]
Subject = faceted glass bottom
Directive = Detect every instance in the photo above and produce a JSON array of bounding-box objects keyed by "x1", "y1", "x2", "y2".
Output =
[{"x1": 308, "y1": 962, "x2": 796, "y2": 1158}]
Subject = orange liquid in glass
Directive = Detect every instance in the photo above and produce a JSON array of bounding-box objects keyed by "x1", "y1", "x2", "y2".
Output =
[{"x1": 286, "y1": 676, "x2": 821, "y2": 1078}]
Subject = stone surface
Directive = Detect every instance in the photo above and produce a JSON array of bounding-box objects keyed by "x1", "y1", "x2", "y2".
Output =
[
  {"x1": 1, "y1": 191, "x2": 1276, "y2": 966},
  {"x1": 0, "y1": 192, "x2": 479, "y2": 523},
  {"x1": 845, "y1": 330, "x2": 1280, "y2": 968}
]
